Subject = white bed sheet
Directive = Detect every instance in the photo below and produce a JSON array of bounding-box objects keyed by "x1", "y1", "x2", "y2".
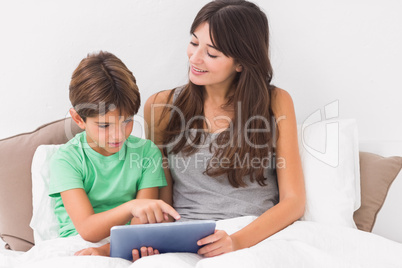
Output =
[
  {"x1": 0, "y1": 240, "x2": 24, "y2": 268},
  {"x1": 1, "y1": 216, "x2": 402, "y2": 268}
]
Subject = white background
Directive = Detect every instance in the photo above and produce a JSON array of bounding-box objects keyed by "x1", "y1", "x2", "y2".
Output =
[
  {"x1": 1, "y1": 0, "x2": 401, "y2": 142},
  {"x1": 0, "y1": 0, "x2": 401, "y2": 242}
]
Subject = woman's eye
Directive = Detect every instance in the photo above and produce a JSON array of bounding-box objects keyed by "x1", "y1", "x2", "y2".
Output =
[
  {"x1": 190, "y1": 41, "x2": 198, "y2": 46},
  {"x1": 207, "y1": 52, "x2": 217, "y2": 58}
]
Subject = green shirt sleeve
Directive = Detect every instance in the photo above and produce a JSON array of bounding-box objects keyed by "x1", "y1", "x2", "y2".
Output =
[
  {"x1": 48, "y1": 149, "x2": 84, "y2": 198},
  {"x1": 137, "y1": 140, "x2": 167, "y2": 190}
]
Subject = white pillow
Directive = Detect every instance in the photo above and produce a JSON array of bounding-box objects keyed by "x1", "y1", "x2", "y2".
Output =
[
  {"x1": 298, "y1": 118, "x2": 360, "y2": 228},
  {"x1": 30, "y1": 144, "x2": 62, "y2": 244}
]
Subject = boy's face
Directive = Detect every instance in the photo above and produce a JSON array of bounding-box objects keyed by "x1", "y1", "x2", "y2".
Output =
[{"x1": 73, "y1": 109, "x2": 134, "y2": 156}]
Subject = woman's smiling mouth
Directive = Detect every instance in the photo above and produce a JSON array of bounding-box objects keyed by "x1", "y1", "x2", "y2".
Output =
[{"x1": 191, "y1": 65, "x2": 208, "y2": 74}]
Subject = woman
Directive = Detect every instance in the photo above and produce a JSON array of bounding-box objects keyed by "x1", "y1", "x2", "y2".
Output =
[{"x1": 144, "y1": 0, "x2": 305, "y2": 258}]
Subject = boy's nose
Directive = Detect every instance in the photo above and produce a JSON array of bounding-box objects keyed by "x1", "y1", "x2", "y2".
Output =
[{"x1": 110, "y1": 126, "x2": 125, "y2": 140}]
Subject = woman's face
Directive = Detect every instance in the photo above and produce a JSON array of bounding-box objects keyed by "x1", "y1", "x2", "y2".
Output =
[{"x1": 187, "y1": 22, "x2": 242, "y2": 91}]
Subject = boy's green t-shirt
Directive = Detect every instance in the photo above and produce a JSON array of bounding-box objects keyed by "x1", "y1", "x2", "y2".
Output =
[{"x1": 48, "y1": 132, "x2": 167, "y2": 238}]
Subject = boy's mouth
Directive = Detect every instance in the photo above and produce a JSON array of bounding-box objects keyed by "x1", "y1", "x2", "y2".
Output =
[{"x1": 108, "y1": 141, "x2": 123, "y2": 148}]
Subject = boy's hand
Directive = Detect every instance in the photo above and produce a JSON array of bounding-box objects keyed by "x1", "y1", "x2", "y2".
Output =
[
  {"x1": 75, "y1": 243, "x2": 110, "y2": 257},
  {"x1": 74, "y1": 243, "x2": 160, "y2": 262},
  {"x1": 132, "y1": 247, "x2": 160, "y2": 262},
  {"x1": 130, "y1": 199, "x2": 180, "y2": 223}
]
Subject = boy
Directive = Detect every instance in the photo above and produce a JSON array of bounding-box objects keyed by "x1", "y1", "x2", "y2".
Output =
[{"x1": 49, "y1": 51, "x2": 179, "y2": 257}]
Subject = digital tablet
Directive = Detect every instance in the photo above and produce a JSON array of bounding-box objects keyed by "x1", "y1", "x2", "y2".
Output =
[{"x1": 110, "y1": 220, "x2": 216, "y2": 260}]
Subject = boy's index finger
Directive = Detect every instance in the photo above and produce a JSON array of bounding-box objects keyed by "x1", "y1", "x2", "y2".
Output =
[{"x1": 159, "y1": 201, "x2": 181, "y2": 220}]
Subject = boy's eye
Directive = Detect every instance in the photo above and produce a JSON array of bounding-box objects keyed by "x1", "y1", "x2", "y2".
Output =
[
  {"x1": 123, "y1": 118, "x2": 133, "y2": 124},
  {"x1": 98, "y1": 124, "x2": 109, "y2": 128}
]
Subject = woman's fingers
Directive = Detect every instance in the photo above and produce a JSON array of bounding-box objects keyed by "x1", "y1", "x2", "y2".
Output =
[
  {"x1": 197, "y1": 230, "x2": 234, "y2": 257},
  {"x1": 197, "y1": 230, "x2": 219, "y2": 246},
  {"x1": 201, "y1": 246, "x2": 225, "y2": 258},
  {"x1": 197, "y1": 231, "x2": 221, "y2": 256}
]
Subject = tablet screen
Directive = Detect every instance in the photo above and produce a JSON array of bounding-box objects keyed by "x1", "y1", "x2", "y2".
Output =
[{"x1": 110, "y1": 220, "x2": 216, "y2": 260}]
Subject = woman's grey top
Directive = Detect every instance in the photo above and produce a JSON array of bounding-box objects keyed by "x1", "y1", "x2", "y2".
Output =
[{"x1": 167, "y1": 87, "x2": 279, "y2": 221}]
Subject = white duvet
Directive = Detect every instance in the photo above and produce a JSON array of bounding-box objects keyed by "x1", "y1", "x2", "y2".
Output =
[{"x1": 1, "y1": 216, "x2": 402, "y2": 268}]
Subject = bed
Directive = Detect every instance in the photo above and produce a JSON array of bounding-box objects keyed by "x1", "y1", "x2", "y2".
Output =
[{"x1": 1, "y1": 117, "x2": 401, "y2": 268}]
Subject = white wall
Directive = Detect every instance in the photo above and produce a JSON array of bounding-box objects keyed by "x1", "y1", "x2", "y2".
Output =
[{"x1": 1, "y1": 0, "x2": 401, "y2": 143}]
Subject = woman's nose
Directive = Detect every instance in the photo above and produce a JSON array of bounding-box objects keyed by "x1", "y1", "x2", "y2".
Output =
[{"x1": 189, "y1": 47, "x2": 203, "y2": 65}]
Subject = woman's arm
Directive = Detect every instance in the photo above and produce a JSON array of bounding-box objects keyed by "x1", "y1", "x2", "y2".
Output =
[
  {"x1": 144, "y1": 90, "x2": 175, "y2": 209},
  {"x1": 61, "y1": 187, "x2": 179, "y2": 243},
  {"x1": 198, "y1": 88, "x2": 306, "y2": 256}
]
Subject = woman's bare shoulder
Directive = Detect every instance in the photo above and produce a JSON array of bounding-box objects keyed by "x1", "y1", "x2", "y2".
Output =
[
  {"x1": 144, "y1": 89, "x2": 175, "y2": 139},
  {"x1": 145, "y1": 89, "x2": 174, "y2": 107},
  {"x1": 271, "y1": 87, "x2": 295, "y2": 120}
]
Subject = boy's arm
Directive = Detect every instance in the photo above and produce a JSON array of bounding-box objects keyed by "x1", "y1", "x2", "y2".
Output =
[
  {"x1": 158, "y1": 154, "x2": 175, "y2": 222},
  {"x1": 129, "y1": 187, "x2": 162, "y2": 261},
  {"x1": 61, "y1": 187, "x2": 179, "y2": 242},
  {"x1": 75, "y1": 187, "x2": 160, "y2": 257}
]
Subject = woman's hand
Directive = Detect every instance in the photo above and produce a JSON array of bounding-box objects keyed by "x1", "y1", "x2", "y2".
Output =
[
  {"x1": 132, "y1": 247, "x2": 160, "y2": 262},
  {"x1": 197, "y1": 230, "x2": 238, "y2": 257}
]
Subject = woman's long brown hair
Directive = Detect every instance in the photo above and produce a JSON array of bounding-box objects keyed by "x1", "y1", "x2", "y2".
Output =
[{"x1": 162, "y1": 0, "x2": 276, "y2": 188}]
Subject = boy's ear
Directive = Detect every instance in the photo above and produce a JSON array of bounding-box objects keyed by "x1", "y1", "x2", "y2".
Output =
[{"x1": 69, "y1": 108, "x2": 86, "y2": 130}]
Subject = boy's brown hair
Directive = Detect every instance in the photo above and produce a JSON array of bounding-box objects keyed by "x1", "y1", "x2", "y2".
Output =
[{"x1": 69, "y1": 51, "x2": 140, "y2": 121}]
